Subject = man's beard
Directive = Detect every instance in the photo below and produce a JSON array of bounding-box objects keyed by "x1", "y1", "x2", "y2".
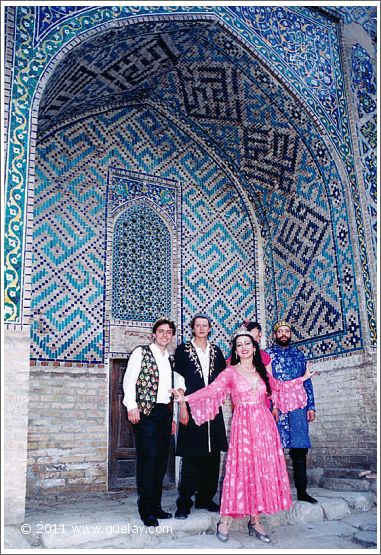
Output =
[{"x1": 276, "y1": 336, "x2": 291, "y2": 347}]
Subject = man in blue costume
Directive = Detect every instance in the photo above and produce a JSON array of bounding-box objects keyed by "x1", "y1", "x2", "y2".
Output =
[{"x1": 267, "y1": 320, "x2": 318, "y2": 504}]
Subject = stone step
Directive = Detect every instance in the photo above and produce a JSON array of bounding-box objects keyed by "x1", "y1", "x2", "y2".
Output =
[
  {"x1": 11, "y1": 487, "x2": 376, "y2": 550},
  {"x1": 322, "y1": 467, "x2": 374, "y2": 479},
  {"x1": 321, "y1": 477, "x2": 372, "y2": 492}
]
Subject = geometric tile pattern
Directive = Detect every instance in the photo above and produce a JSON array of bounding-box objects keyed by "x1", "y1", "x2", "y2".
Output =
[
  {"x1": 351, "y1": 44, "x2": 377, "y2": 262},
  {"x1": 31, "y1": 106, "x2": 260, "y2": 360},
  {"x1": 30, "y1": 135, "x2": 106, "y2": 361},
  {"x1": 3, "y1": 5, "x2": 376, "y2": 353},
  {"x1": 180, "y1": 156, "x2": 259, "y2": 352},
  {"x1": 37, "y1": 20, "x2": 211, "y2": 135},
  {"x1": 157, "y1": 30, "x2": 359, "y2": 356},
  {"x1": 112, "y1": 203, "x2": 172, "y2": 322}
]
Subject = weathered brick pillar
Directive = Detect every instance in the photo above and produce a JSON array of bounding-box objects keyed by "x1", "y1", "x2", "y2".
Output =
[{"x1": 4, "y1": 327, "x2": 30, "y2": 524}]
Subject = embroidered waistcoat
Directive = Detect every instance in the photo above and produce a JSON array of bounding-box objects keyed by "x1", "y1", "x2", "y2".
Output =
[
  {"x1": 135, "y1": 346, "x2": 159, "y2": 416},
  {"x1": 135, "y1": 346, "x2": 174, "y2": 416}
]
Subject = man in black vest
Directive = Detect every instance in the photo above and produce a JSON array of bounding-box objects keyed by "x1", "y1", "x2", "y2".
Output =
[
  {"x1": 174, "y1": 313, "x2": 228, "y2": 519},
  {"x1": 123, "y1": 317, "x2": 177, "y2": 527}
]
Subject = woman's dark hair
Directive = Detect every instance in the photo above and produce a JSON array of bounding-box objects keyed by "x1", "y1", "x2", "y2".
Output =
[
  {"x1": 245, "y1": 321, "x2": 261, "y2": 333},
  {"x1": 230, "y1": 334, "x2": 271, "y2": 396},
  {"x1": 152, "y1": 317, "x2": 176, "y2": 334}
]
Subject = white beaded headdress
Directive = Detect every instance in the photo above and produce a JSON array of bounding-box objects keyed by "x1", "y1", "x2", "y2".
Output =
[{"x1": 231, "y1": 325, "x2": 252, "y2": 341}]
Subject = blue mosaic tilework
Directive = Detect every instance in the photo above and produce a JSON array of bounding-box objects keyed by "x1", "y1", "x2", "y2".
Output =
[
  {"x1": 37, "y1": 19, "x2": 213, "y2": 135},
  {"x1": 352, "y1": 44, "x2": 377, "y2": 117},
  {"x1": 30, "y1": 125, "x2": 106, "y2": 362},
  {"x1": 351, "y1": 44, "x2": 377, "y2": 261},
  {"x1": 34, "y1": 6, "x2": 87, "y2": 46},
  {"x1": 329, "y1": 6, "x2": 377, "y2": 40},
  {"x1": 31, "y1": 106, "x2": 259, "y2": 360},
  {"x1": 226, "y1": 6, "x2": 342, "y2": 132},
  {"x1": 110, "y1": 169, "x2": 177, "y2": 225},
  {"x1": 3, "y1": 5, "x2": 376, "y2": 352},
  {"x1": 112, "y1": 204, "x2": 172, "y2": 322},
  {"x1": 156, "y1": 27, "x2": 363, "y2": 357}
]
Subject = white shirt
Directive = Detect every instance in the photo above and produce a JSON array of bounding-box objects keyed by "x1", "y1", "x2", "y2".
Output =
[
  {"x1": 122, "y1": 343, "x2": 172, "y2": 412},
  {"x1": 173, "y1": 340, "x2": 211, "y2": 392},
  {"x1": 192, "y1": 339, "x2": 210, "y2": 385},
  {"x1": 174, "y1": 371, "x2": 186, "y2": 392}
]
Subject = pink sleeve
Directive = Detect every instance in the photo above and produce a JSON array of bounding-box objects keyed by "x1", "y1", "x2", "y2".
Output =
[
  {"x1": 186, "y1": 368, "x2": 232, "y2": 426},
  {"x1": 268, "y1": 374, "x2": 307, "y2": 413},
  {"x1": 260, "y1": 350, "x2": 272, "y2": 366}
]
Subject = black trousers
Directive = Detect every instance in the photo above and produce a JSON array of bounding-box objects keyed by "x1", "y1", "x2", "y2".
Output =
[
  {"x1": 132, "y1": 403, "x2": 172, "y2": 519},
  {"x1": 177, "y1": 452, "x2": 221, "y2": 510},
  {"x1": 289, "y1": 447, "x2": 309, "y2": 493}
]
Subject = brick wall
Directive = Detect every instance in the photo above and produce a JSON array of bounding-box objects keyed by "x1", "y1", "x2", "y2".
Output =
[
  {"x1": 26, "y1": 363, "x2": 108, "y2": 502},
  {"x1": 308, "y1": 353, "x2": 377, "y2": 471}
]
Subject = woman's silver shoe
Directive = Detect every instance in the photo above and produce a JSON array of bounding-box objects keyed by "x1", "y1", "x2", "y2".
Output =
[
  {"x1": 216, "y1": 521, "x2": 229, "y2": 542},
  {"x1": 248, "y1": 521, "x2": 271, "y2": 543}
]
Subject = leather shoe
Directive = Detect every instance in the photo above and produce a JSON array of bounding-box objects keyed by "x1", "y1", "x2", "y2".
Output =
[
  {"x1": 155, "y1": 508, "x2": 172, "y2": 519},
  {"x1": 216, "y1": 520, "x2": 229, "y2": 542},
  {"x1": 143, "y1": 515, "x2": 159, "y2": 527},
  {"x1": 195, "y1": 500, "x2": 220, "y2": 512},
  {"x1": 297, "y1": 491, "x2": 318, "y2": 504},
  {"x1": 248, "y1": 521, "x2": 271, "y2": 543},
  {"x1": 174, "y1": 507, "x2": 188, "y2": 519}
]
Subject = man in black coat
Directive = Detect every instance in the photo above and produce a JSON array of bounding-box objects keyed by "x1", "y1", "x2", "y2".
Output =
[{"x1": 174, "y1": 313, "x2": 228, "y2": 519}]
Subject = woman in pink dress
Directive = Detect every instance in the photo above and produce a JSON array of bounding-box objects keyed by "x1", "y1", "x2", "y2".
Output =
[
  {"x1": 171, "y1": 328, "x2": 315, "y2": 543},
  {"x1": 225, "y1": 321, "x2": 274, "y2": 412}
]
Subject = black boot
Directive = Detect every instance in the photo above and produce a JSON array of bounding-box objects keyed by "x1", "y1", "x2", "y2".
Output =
[
  {"x1": 290, "y1": 448, "x2": 318, "y2": 504},
  {"x1": 175, "y1": 496, "x2": 192, "y2": 519},
  {"x1": 297, "y1": 491, "x2": 318, "y2": 504}
]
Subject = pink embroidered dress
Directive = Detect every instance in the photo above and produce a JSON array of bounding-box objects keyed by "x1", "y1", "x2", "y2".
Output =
[{"x1": 186, "y1": 365, "x2": 307, "y2": 518}]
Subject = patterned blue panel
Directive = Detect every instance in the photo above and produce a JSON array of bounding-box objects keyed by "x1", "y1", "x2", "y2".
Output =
[
  {"x1": 31, "y1": 105, "x2": 259, "y2": 360},
  {"x1": 112, "y1": 204, "x2": 171, "y2": 322},
  {"x1": 226, "y1": 6, "x2": 342, "y2": 131},
  {"x1": 30, "y1": 127, "x2": 106, "y2": 362},
  {"x1": 352, "y1": 44, "x2": 376, "y2": 117},
  {"x1": 37, "y1": 20, "x2": 213, "y2": 135},
  {"x1": 34, "y1": 6, "x2": 87, "y2": 45},
  {"x1": 110, "y1": 169, "x2": 177, "y2": 224},
  {"x1": 351, "y1": 44, "x2": 377, "y2": 261},
  {"x1": 330, "y1": 6, "x2": 377, "y2": 39},
  {"x1": 179, "y1": 150, "x2": 258, "y2": 347},
  {"x1": 155, "y1": 30, "x2": 353, "y2": 350}
]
